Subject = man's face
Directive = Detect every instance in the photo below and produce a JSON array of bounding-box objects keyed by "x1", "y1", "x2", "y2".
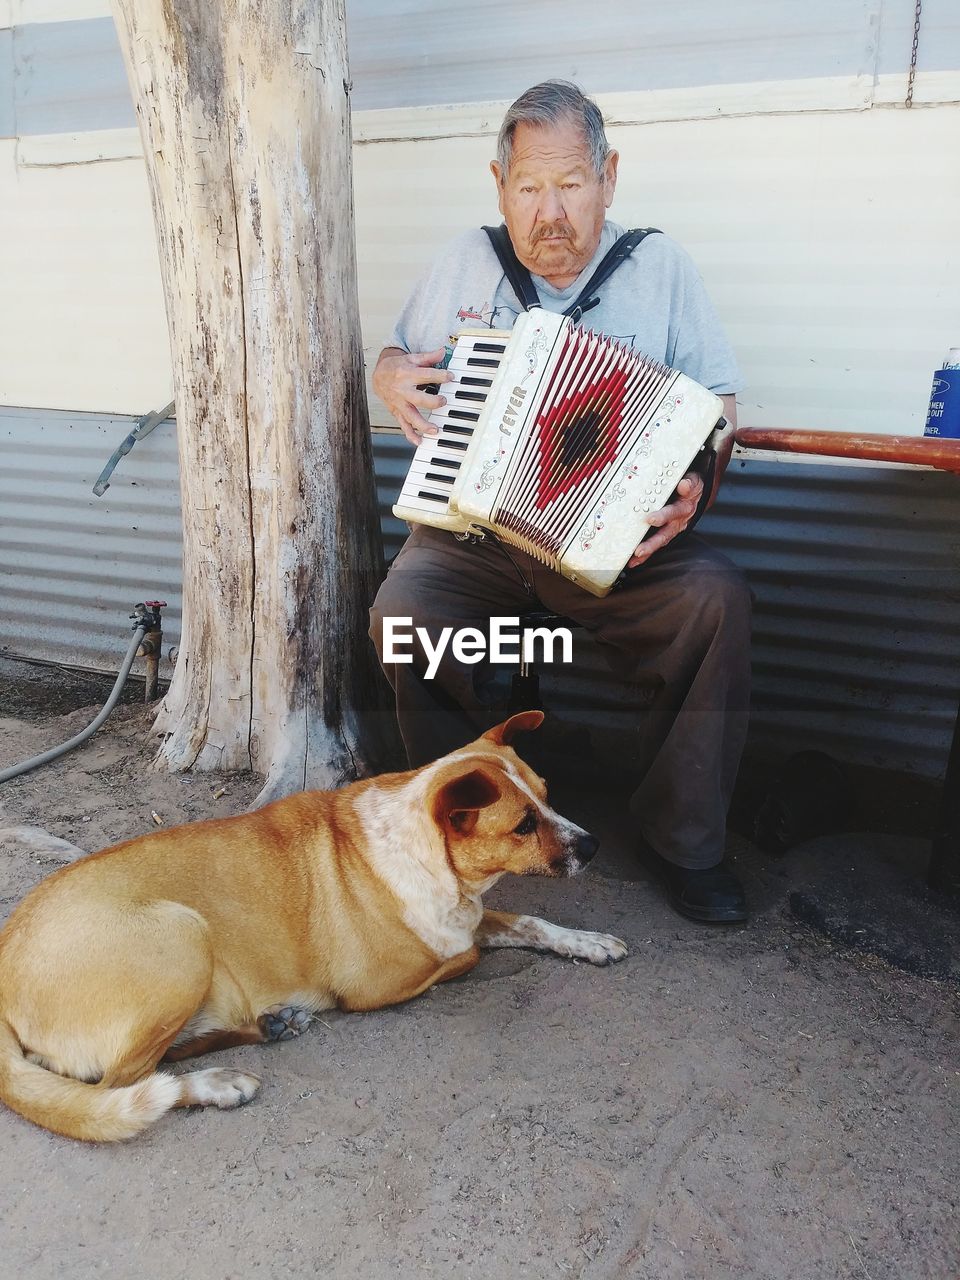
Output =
[{"x1": 491, "y1": 119, "x2": 618, "y2": 289}]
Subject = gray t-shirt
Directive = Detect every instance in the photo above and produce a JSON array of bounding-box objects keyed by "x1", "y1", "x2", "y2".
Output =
[{"x1": 389, "y1": 220, "x2": 743, "y2": 394}]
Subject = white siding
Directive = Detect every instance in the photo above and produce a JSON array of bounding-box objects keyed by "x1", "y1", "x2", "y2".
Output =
[
  {"x1": 354, "y1": 104, "x2": 960, "y2": 436},
  {"x1": 4, "y1": 98, "x2": 957, "y2": 430},
  {"x1": 0, "y1": 139, "x2": 172, "y2": 415}
]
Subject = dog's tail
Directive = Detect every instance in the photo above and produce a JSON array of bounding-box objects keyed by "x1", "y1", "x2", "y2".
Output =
[{"x1": 0, "y1": 1018, "x2": 182, "y2": 1142}]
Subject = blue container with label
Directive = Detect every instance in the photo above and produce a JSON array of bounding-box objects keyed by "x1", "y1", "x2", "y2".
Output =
[{"x1": 924, "y1": 347, "x2": 960, "y2": 439}]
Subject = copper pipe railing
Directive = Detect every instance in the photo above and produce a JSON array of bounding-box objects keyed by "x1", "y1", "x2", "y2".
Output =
[{"x1": 734, "y1": 428, "x2": 960, "y2": 473}]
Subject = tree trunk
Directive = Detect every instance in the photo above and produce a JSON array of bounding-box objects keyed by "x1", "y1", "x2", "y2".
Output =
[{"x1": 110, "y1": 0, "x2": 396, "y2": 801}]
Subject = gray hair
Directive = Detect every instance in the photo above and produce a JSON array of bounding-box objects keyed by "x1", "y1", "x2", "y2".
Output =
[{"x1": 496, "y1": 80, "x2": 610, "y2": 180}]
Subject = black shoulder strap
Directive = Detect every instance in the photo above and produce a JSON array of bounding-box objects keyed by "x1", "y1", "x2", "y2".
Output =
[
  {"x1": 481, "y1": 223, "x2": 541, "y2": 311},
  {"x1": 568, "y1": 227, "x2": 660, "y2": 321},
  {"x1": 481, "y1": 224, "x2": 661, "y2": 322}
]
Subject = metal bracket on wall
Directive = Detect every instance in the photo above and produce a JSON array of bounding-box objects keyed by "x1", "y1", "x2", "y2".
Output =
[{"x1": 92, "y1": 400, "x2": 176, "y2": 496}]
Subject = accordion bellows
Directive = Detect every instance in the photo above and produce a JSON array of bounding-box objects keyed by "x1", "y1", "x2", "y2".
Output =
[{"x1": 393, "y1": 309, "x2": 724, "y2": 597}]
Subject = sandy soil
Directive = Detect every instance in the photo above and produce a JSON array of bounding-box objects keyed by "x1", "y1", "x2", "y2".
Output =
[{"x1": 0, "y1": 660, "x2": 957, "y2": 1280}]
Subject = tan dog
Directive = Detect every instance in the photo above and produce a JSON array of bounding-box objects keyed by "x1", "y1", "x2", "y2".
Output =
[{"x1": 0, "y1": 712, "x2": 626, "y2": 1142}]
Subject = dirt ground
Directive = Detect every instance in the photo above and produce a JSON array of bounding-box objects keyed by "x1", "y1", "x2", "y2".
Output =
[{"x1": 0, "y1": 658, "x2": 957, "y2": 1280}]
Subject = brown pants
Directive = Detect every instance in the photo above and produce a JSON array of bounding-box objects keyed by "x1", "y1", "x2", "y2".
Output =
[{"x1": 369, "y1": 525, "x2": 751, "y2": 869}]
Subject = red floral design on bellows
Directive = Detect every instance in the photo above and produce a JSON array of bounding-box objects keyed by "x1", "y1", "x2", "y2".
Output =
[{"x1": 534, "y1": 367, "x2": 628, "y2": 510}]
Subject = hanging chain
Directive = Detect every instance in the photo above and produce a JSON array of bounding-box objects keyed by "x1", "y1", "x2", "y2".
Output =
[{"x1": 906, "y1": 0, "x2": 922, "y2": 108}]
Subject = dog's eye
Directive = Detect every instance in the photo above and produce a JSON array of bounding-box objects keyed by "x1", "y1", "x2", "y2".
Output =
[{"x1": 513, "y1": 810, "x2": 538, "y2": 836}]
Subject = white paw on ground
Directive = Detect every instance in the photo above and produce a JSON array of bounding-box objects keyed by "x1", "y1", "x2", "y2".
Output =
[
  {"x1": 181, "y1": 1067, "x2": 262, "y2": 1109},
  {"x1": 565, "y1": 930, "x2": 629, "y2": 965}
]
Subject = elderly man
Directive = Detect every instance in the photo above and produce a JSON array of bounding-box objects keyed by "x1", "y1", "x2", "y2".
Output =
[{"x1": 369, "y1": 81, "x2": 751, "y2": 924}]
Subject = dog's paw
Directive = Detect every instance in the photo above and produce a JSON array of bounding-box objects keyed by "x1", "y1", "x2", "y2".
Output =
[
  {"x1": 565, "y1": 929, "x2": 628, "y2": 966},
  {"x1": 180, "y1": 1067, "x2": 261, "y2": 1110},
  {"x1": 258, "y1": 1005, "x2": 312, "y2": 1043},
  {"x1": 213, "y1": 1070, "x2": 261, "y2": 1109}
]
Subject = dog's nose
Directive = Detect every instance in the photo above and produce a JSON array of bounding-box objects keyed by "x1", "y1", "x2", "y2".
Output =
[{"x1": 576, "y1": 832, "x2": 600, "y2": 863}]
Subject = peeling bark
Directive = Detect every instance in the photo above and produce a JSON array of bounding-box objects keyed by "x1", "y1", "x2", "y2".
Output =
[{"x1": 111, "y1": 0, "x2": 396, "y2": 800}]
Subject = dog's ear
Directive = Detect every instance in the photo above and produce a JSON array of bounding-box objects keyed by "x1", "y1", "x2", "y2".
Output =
[
  {"x1": 482, "y1": 710, "x2": 545, "y2": 746},
  {"x1": 433, "y1": 767, "x2": 503, "y2": 837}
]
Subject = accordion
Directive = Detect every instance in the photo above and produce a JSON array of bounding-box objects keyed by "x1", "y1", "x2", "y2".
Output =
[{"x1": 393, "y1": 309, "x2": 725, "y2": 597}]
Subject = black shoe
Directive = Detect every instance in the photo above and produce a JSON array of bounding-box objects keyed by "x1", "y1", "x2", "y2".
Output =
[{"x1": 639, "y1": 844, "x2": 748, "y2": 924}]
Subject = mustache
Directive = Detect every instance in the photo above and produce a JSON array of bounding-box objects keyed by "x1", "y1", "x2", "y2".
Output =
[{"x1": 532, "y1": 222, "x2": 575, "y2": 244}]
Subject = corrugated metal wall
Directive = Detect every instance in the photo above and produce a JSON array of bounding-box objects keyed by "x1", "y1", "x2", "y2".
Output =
[
  {"x1": 711, "y1": 458, "x2": 960, "y2": 777},
  {"x1": 0, "y1": 407, "x2": 182, "y2": 674},
  {"x1": 2, "y1": 414, "x2": 959, "y2": 779}
]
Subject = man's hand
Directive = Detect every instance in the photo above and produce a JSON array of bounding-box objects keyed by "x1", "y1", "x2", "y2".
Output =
[
  {"x1": 627, "y1": 472, "x2": 703, "y2": 568},
  {"x1": 372, "y1": 346, "x2": 452, "y2": 447}
]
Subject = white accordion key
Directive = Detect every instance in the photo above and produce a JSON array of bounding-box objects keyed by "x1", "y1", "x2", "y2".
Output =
[{"x1": 392, "y1": 329, "x2": 512, "y2": 531}]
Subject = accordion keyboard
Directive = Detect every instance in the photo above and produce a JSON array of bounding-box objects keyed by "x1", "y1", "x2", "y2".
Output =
[{"x1": 392, "y1": 333, "x2": 509, "y2": 529}]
